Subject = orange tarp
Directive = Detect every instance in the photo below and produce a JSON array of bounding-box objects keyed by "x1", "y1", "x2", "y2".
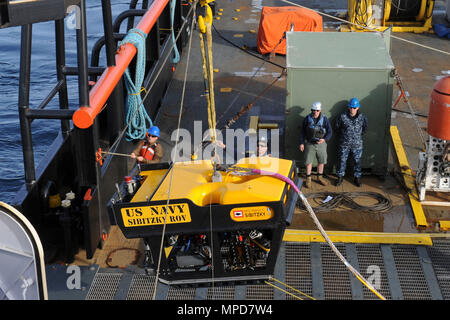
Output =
[{"x1": 257, "y1": 6, "x2": 323, "y2": 55}]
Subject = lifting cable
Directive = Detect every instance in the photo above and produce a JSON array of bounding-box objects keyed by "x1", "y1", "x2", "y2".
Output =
[
  {"x1": 198, "y1": 0, "x2": 217, "y2": 144},
  {"x1": 190, "y1": 23, "x2": 289, "y2": 159},
  {"x1": 226, "y1": 165, "x2": 387, "y2": 300},
  {"x1": 198, "y1": 0, "x2": 218, "y2": 289},
  {"x1": 188, "y1": 9, "x2": 293, "y2": 159},
  {"x1": 151, "y1": 0, "x2": 198, "y2": 300}
]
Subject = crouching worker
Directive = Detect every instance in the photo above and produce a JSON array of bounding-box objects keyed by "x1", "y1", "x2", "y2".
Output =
[{"x1": 130, "y1": 126, "x2": 163, "y2": 164}]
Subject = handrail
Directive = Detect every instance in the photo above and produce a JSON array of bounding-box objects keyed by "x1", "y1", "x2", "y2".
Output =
[{"x1": 72, "y1": 0, "x2": 169, "y2": 129}]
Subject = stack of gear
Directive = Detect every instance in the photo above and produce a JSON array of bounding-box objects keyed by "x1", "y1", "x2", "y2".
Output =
[{"x1": 257, "y1": 6, "x2": 323, "y2": 55}]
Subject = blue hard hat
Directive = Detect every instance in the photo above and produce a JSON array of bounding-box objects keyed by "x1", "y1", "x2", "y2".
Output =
[
  {"x1": 147, "y1": 126, "x2": 160, "y2": 137},
  {"x1": 348, "y1": 98, "x2": 360, "y2": 108}
]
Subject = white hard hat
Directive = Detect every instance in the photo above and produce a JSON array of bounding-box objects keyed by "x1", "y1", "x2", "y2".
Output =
[
  {"x1": 311, "y1": 101, "x2": 322, "y2": 111},
  {"x1": 258, "y1": 135, "x2": 268, "y2": 146}
]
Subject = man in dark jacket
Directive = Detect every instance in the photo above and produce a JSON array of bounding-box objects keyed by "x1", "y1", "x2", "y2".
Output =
[
  {"x1": 335, "y1": 98, "x2": 368, "y2": 187},
  {"x1": 299, "y1": 101, "x2": 333, "y2": 188}
]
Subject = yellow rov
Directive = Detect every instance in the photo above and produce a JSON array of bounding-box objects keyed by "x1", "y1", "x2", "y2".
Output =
[{"x1": 108, "y1": 157, "x2": 301, "y2": 285}]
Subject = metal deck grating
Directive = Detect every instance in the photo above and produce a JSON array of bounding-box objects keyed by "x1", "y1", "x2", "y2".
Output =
[
  {"x1": 206, "y1": 286, "x2": 235, "y2": 300},
  {"x1": 285, "y1": 243, "x2": 313, "y2": 300},
  {"x1": 166, "y1": 286, "x2": 197, "y2": 300},
  {"x1": 355, "y1": 244, "x2": 392, "y2": 300},
  {"x1": 391, "y1": 245, "x2": 433, "y2": 300},
  {"x1": 85, "y1": 272, "x2": 122, "y2": 300},
  {"x1": 126, "y1": 274, "x2": 157, "y2": 300},
  {"x1": 320, "y1": 243, "x2": 353, "y2": 300},
  {"x1": 79, "y1": 241, "x2": 450, "y2": 300},
  {"x1": 427, "y1": 240, "x2": 450, "y2": 300},
  {"x1": 246, "y1": 284, "x2": 274, "y2": 299}
]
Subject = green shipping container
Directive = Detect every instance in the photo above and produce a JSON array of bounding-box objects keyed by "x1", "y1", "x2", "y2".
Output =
[{"x1": 285, "y1": 31, "x2": 395, "y2": 176}]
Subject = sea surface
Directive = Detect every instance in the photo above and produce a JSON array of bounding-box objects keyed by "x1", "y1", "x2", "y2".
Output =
[{"x1": 0, "y1": 1, "x2": 133, "y2": 204}]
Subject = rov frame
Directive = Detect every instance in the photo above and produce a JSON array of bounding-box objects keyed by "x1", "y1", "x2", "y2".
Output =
[{"x1": 108, "y1": 160, "x2": 301, "y2": 285}]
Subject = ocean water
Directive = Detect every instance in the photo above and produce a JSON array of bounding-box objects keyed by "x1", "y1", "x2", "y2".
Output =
[{"x1": 0, "y1": 1, "x2": 133, "y2": 204}]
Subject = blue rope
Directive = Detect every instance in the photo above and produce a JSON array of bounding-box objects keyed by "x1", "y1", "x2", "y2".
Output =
[
  {"x1": 119, "y1": 28, "x2": 152, "y2": 141},
  {"x1": 170, "y1": 0, "x2": 180, "y2": 63}
]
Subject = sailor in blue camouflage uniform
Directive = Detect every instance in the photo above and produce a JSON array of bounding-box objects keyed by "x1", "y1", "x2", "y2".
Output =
[{"x1": 335, "y1": 97, "x2": 368, "y2": 187}]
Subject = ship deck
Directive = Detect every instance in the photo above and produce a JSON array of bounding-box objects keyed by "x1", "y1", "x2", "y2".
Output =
[{"x1": 60, "y1": 0, "x2": 450, "y2": 300}]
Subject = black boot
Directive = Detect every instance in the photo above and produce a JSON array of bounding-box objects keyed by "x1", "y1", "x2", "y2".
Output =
[
  {"x1": 335, "y1": 176, "x2": 343, "y2": 186},
  {"x1": 354, "y1": 177, "x2": 361, "y2": 187}
]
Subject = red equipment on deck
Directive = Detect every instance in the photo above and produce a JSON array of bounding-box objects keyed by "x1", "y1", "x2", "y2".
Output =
[
  {"x1": 428, "y1": 76, "x2": 450, "y2": 140},
  {"x1": 257, "y1": 6, "x2": 323, "y2": 55}
]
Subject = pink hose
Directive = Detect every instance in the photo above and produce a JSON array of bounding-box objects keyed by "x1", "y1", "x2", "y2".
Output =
[{"x1": 251, "y1": 169, "x2": 301, "y2": 194}]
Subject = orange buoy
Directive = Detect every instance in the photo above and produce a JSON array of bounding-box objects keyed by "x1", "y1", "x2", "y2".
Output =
[{"x1": 427, "y1": 76, "x2": 450, "y2": 140}]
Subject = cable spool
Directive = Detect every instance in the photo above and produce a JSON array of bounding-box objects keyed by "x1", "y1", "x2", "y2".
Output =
[
  {"x1": 388, "y1": 0, "x2": 423, "y2": 21},
  {"x1": 427, "y1": 76, "x2": 450, "y2": 141}
]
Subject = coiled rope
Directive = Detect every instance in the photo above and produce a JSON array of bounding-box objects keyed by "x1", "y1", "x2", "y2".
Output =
[
  {"x1": 170, "y1": 0, "x2": 180, "y2": 63},
  {"x1": 119, "y1": 28, "x2": 153, "y2": 141},
  {"x1": 297, "y1": 191, "x2": 393, "y2": 213}
]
